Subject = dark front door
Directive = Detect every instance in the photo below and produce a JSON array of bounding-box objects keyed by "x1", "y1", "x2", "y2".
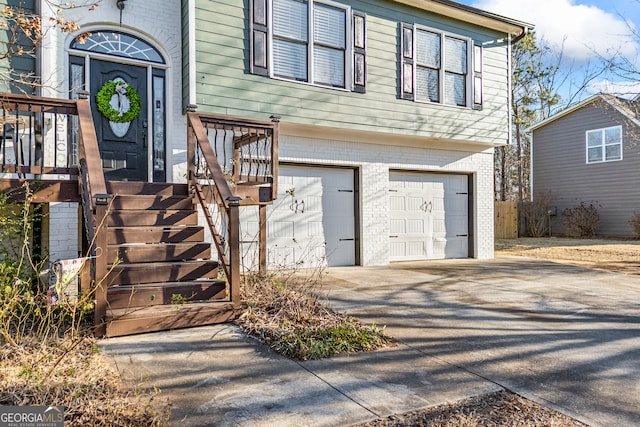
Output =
[{"x1": 90, "y1": 59, "x2": 148, "y2": 181}]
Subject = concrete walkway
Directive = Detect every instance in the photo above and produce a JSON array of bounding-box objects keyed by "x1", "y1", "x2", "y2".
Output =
[{"x1": 101, "y1": 257, "x2": 640, "y2": 426}]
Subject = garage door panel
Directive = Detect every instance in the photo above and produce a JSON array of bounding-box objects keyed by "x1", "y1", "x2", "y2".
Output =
[
  {"x1": 390, "y1": 219, "x2": 405, "y2": 234},
  {"x1": 268, "y1": 221, "x2": 294, "y2": 238},
  {"x1": 407, "y1": 219, "x2": 424, "y2": 234},
  {"x1": 390, "y1": 195, "x2": 405, "y2": 210},
  {"x1": 390, "y1": 172, "x2": 469, "y2": 261},
  {"x1": 241, "y1": 165, "x2": 356, "y2": 269},
  {"x1": 307, "y1": 221, "x2": 323, "y2": 237}
]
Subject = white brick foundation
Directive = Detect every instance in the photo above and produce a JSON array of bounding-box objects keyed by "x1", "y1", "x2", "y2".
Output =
[
  {"x1": 278, "y1": 133, "x2": 494, "y2": 265},
  {"x1": 48, "y1": 202, "x2": 79, "y2": 264}
]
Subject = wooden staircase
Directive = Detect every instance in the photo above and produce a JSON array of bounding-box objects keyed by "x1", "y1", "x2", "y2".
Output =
[
  {"x1": 101, "y1": 181, "x2": 240, "y2": 337},
  {"x1": 0, "y1": 94, "x2": 278, "y2": 338}
]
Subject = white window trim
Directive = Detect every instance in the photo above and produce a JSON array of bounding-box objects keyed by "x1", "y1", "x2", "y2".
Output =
[
  {"x1": 412, "y1": 24, "x2": 472, "y2": 108},
  {"x1": 268, "y1": 0, "x2": 353, "y2": 91},
  {"x1": 585, "y1": 125, "x2": 623, "y2": 164}
]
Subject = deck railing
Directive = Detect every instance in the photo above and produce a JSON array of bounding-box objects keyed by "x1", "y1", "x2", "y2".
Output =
[
  {"x1": 0, "y1": 92, "x2": 108, "y2": 333},
  {"x1": 186, "y1": 109, "x2": 279, "y2": 301}
]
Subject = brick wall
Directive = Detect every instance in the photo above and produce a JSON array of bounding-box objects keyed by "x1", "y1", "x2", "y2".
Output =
[{"x1": 48, "y1": 202, "x2": 79, "y2": 264}]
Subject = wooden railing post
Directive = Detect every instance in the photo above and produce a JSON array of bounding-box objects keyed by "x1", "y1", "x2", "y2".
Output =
[
  {"x1": 93, "y1": 203, "x2": 109, "y2": 336},
  {"x1": 259, "y1": 204, "x2": 267, "y2": 274},
  {"x1": 227, "y1": 196, "x2": 241, "y2": 305},
  {"x1": 270, "y1": 115, "x2": 280, "y2": 198},
  {"x1": 186, "y1": 104, "x2": 197, "y2": 185}
]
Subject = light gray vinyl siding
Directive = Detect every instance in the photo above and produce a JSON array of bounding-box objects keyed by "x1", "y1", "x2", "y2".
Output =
[
  {"x1": 532, "y1": 101, "x2": 640, "y2": 236},
  {"x1": 191, "y1": 0, "x2": 511, "y2": 145}
]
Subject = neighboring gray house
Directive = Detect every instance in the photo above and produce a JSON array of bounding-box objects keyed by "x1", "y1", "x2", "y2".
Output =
[{"x1": 529, "y1": 94, "x2": 640, "y2": 237}]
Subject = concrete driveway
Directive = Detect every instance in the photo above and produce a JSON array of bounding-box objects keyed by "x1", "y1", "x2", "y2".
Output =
[
  {"x1": 323, "y1": 256, "x2": 640, "y2": 426},
  {"x1": 102, "y1": 257, "x2": 640, "y2": 426}
]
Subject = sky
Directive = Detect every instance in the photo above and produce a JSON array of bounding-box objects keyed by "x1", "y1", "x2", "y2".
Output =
[{"x1": 456, "y1": 0, "x2": 640, "y2": 105}]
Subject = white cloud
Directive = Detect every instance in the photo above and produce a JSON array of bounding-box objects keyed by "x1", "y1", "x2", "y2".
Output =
[
  {"x1": 586, "y1": 79, "x2": 640, "y2": 99},
  {"x1": 472, "y1": 0, "x2": 638, "y2": 63}
]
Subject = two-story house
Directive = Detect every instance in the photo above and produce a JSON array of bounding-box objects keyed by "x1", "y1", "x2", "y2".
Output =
[
  {"x1": 0, "y1": 0, "x2": 530, "y2": 335},
  {"x1": 529, "y1": 94, "x2": 640, "y2": 237}
]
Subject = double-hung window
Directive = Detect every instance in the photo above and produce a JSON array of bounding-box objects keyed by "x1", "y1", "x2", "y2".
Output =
[
  {"x1": 586, "y1": 126, "x2": 622, "y2": 163},
  {"x1": 401, "y1": 24, "x2": 482, "y2": 109},
  {"x1": 251, "y1": 0, "x2": 366, "y2": 92}
]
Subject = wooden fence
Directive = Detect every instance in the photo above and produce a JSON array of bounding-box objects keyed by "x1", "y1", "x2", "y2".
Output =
[{"x1": 495, "y1": 200, "x2": 518, "y2": 239}]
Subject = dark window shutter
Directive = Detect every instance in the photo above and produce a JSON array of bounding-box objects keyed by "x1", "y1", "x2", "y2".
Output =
[
  {"x1": 473, "y1": 41, "x2": 483, "y2": 110},
  {"x1": 251, "y1": 0, "x2": 269, "y2": 76},
  {"x1": 401, "y1": 23, "x2": 414, "y2": 100},
  {"x1": 352, "y1": 10, "x2": 366, "y2": 93}
]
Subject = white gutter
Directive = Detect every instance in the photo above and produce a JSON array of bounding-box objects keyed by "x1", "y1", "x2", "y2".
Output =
[{"x1": 188, "y1": 0, "x2": 197, "y2": 106}]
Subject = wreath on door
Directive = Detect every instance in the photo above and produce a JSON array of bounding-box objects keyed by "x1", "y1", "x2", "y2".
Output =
[{"x1": 95, "y1": 80, "x2": 141, "y2": 123}]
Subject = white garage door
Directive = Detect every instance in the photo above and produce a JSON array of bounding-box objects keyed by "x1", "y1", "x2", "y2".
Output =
[
  {"x1": 389, "y1": 172, "x2": 468, "y2": 261},
  {"x1": 241, "y1": 165, "x2": 356, "y2": 268}
]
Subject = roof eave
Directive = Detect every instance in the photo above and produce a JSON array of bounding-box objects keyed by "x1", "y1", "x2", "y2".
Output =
[
  {"x1": 394, "y1": 0, "x2": 533, "y2": 38},
  {"x1": 526, "y1": 94, "x2": 640, "y2": 133}
]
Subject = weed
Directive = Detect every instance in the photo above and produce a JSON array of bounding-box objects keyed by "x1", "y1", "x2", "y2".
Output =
[
  {"x1": 237, "y1": 271, "x2": 392, "y2": 361},
  {"x1": 170, "y1": 293, "x2": 188, "y2": 306}
]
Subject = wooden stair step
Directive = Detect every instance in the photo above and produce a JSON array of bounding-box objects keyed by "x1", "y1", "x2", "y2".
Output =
[
  {"x1": 109, "y1": 194, "x2": 194, "y2": 210},
  {"x1": 107, "y1": 225, "x2": 204, "y2": 244},
  {"x1": 106, "y1": 260, "x2": 220, "y2": 286},
  {"x1": 107, "y1": 280, "x2": 227, "y2": 309},
  {"x1": 105, "y1": 301, "x2": 243, "y2": 337},
  {"x1": 108, "y1": 242, "x2": 211, "y2": 263},
  {"x1": 107, "y1": 209, "x2": 198, "y2": 227},
  {"x1": 106, "y1": 181, "x2": 189, "y2": 196}
]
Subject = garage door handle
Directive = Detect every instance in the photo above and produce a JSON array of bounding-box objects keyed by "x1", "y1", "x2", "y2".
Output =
[
  {"x1": 339, "y1": 238, "x2": 355, "y2": 241},
  {"x1": 456, "y1": 234, "x2": 468, "y2": 237},
  {"x1": 389, "y1": 235, "x2": 398, "y2": 238}
]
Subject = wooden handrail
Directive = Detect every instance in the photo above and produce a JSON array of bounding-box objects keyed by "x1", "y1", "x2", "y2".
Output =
[
  {"x1": 75, "y1": 95, "x2": 108, "y2": 335},
  {"x1": 187, "y1": 111, "x2": 241, "y2": 304},
  {"x1": 76, "y1": 97, "x2": 107, "y2": 204},
  {"x1": 187, "y1": 112, "x2": 235, "y2": 208}
]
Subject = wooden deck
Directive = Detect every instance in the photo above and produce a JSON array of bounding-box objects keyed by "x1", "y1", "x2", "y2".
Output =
[{"x1": 0, "y1": 93, "x2": 279, "y2": 336}]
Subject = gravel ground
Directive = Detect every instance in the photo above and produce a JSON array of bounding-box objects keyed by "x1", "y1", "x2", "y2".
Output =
[{"x1": 353, "y1": 390, "x2": 586, "y2": 427}]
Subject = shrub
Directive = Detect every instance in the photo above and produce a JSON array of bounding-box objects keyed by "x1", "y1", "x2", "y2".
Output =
[
  {"x1": 520, "y1": 191, "x2": 554, "y2": 237},
  {"x1": 562, "y1": 201, "x2": 600, "y2": 238},
  {"x1": 630, "y1": 212, "x2": 640, "y2": 238}
]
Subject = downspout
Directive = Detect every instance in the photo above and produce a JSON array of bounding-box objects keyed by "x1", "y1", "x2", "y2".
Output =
[
  {"x1": 529, "y1": 133, "x2": 534, "y2": 201},
  {"x1": 507, "y1": 27, "x2": 529, "y2": 146},
  {"x1": 507, "y1": 33, "x2": 512, "y2": 146},
  {"x1": 188, "y1": 0, "x2": 197, "y2": 106}
]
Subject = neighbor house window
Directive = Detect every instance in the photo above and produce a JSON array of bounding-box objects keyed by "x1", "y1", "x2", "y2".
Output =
[
  {"x1": 401, "y1": 24, "x2": 482, "y2": 109},
  {"x1": 251, "y1": 0, "x2": 366, "y2": 92},
  {"x1": 586, "y1": 125, "x2": 622, "y2": 163}
]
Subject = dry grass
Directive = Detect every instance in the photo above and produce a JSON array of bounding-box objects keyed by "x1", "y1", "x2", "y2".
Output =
[
  {"x1": 496, "y1": 237, "x2": 640, "y2": 274},
  {"x1": 0, "y1": 337, "x2": 170, "y2": 426}
]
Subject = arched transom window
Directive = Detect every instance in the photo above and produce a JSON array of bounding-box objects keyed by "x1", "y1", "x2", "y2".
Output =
[{"x1": 70, "y1": 31, "x2": 165, "y2": 64}]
